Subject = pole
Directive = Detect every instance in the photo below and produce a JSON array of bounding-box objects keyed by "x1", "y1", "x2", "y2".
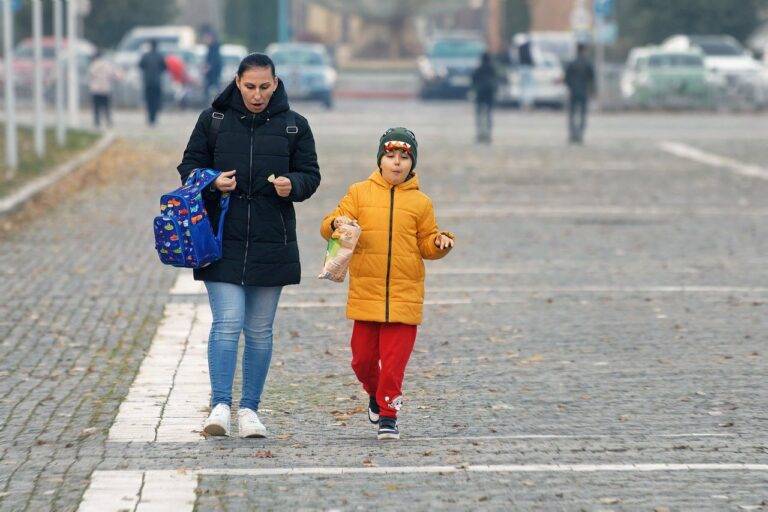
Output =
[
  {"x1": 278, "y1": 0, "x2": 289, "y2": 43},
  {"x1": 66, "y1": 0, "x2": 79, "y2": 127},
  {"x1": 53, "y1": 0, "x2": 66, "y2": 145},
  {"x1": 594, "y1": 17, "x2": 605, "y2": 111},
  {"x1": 3, "y1": 0, "x2": 18, "y2": 176},
  {"x1": 32, "y1": 0, "x2": 45, "y2": 157}
]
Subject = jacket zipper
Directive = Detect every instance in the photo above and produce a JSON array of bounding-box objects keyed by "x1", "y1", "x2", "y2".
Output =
[
  {"x1": 278, "y1": 211, "x2": 287, "y2": 245},
  {"x1": 241, "y1": 115, "x2": 255, "y2": 285},
  {"x1": 385, "y1": 186, "x2": 395, "y2": 322}
]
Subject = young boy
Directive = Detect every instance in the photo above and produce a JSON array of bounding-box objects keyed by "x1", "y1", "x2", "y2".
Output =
[{"x1": 321, "y1": 127, "x2": 455, "y2": 440}]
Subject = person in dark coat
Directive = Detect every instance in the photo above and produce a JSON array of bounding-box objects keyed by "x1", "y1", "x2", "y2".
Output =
[
  {"x1": 471, "y1": 52, "x2": 499, "y2": 144},
  {"x1": 564, "y1": 43, "x2": 595, "y2": 144},
  {"x1": 204, "y1": 32, "x2": 223, "y2": 100},
  {"x1": 138, "y1": 39, "x2": 167, "y2": 126},
  {"x1": 177, "y1": 53, "x2": 321, "y2": 438}
]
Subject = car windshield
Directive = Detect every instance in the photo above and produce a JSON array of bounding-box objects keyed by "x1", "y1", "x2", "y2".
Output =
[
  {"x1": 429, "y1": 39, "x2": 484, "y2": 58},
  {"x1": 271, "y1": 50, "x2": 328, "y2": 66},
  {"x1": 648, "y1": 54, "x2": 703, "y2": 68},
  {"x1": 693, "y1": 40, "x2": 743, "y2": 56}
]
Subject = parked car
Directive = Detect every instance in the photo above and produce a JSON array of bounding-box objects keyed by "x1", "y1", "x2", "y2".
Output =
[
  {"x1": 266, "y1": 43, "x2": 336, "y2": 109},
  {"x1": 524, "y1": 31, "x2": 580, "y2": 65},
  {"x1": 418, "y1": 35, "x2": 485, "y2": 99},
  {"x1": 621, "y1": 47, "x2": 712, "y2": 109},
  {"x1": 497, "y1": 50, "x2": 567, "y2": 108},
  {"x1": 662, "y1": 34, "x2": 767, "y2": 108},
  {"x1": 0, "y1": 37, "x2": 95, "y2": 99}
]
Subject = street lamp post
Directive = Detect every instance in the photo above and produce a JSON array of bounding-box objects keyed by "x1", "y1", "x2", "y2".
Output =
[
  {"x1": 66, "y1": 0, "x2": 79, "y2": 127},
  {"x1": 2, "y1": 0, "x2": 18, "y2": 176},
  {"x1": 32, "y1": 0, "x2": 45, "y2": 158},
  {"x1": 53, "y1": 0, "x2": 67, "y2": 145}
]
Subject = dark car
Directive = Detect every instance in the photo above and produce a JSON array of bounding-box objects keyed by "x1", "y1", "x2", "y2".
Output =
[{"x1": 418, "y1": 36, "x2": 486, "y2": 99}]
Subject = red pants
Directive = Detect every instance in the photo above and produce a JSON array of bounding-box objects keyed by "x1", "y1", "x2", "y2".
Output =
[{"x1": 350, "y1": 320, "x2": 417, "y2": 418}]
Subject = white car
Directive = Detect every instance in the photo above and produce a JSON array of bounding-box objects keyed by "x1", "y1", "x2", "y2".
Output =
[
  {"x1": 662, "y1": 34, "x2": 767, "y2": 108},
  {"x1": 193, "y1": 43, "x2": 249, "y2": 88},
  {"x1": 497, "y1": 50, "x2": 567, "y2": 108}
]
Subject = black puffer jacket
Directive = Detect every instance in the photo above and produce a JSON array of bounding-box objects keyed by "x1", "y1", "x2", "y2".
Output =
[{"x1": 177, "y1": 79, "x2": 320, "y2": 286}]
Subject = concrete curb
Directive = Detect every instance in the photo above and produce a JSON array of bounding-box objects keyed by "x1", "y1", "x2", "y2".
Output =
[{"x1": 0, "y1": 131, "x2": 117, "y2": 216}]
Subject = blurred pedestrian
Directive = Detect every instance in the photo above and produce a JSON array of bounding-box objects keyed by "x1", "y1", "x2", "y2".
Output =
[
  {"x1": 87, "y1": 49, "x2": 120, "y2": 129},
  {"x1": 564, "y1": 43, "x2": 595, "y2": 144},
  {"x1": 516, "y1": 34, "x2": 535, "y2": 110},
  {"x1": 139, "y1": 39, "x2": 167, "y2": 126},
  {"x1": 204, "y1": 31, "x2": 223, "y2": 100},
  {"x1": 471, "y1": 52, "x2": 500, "y2": 144}
]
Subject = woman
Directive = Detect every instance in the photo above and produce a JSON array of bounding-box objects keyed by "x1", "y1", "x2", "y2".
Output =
[{"x1": 177, "y1": 53, "x2": 320, "y2": 438}]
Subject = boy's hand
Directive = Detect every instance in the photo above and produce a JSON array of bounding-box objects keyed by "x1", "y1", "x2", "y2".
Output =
[
  {"x1": 435, "y1": 234, "x2": 454, "y2": 250},
  {"x1": 333, "y1": 216, "x2": 353, "y2": 229}
]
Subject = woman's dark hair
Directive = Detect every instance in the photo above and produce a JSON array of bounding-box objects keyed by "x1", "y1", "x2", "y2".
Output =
[{"x1": 237, "y1": 53, "x2": 275, "y2": 78}]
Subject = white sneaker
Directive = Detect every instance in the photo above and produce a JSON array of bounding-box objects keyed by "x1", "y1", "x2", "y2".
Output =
[
  {"x1": 203, "y1": 403, "x2": 231, "y2": 437},
  {"x1": 238, "y1": 408, "x2": 267, "y2": 438}
]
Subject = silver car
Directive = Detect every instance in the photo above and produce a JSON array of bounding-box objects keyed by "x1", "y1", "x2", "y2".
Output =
[{"x1": 266, "y1": 43, "x2": 337, "y2": 109}]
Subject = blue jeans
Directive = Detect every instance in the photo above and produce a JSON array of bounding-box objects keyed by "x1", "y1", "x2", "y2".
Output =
[{"x1": 205, "y1": 281, "x2": 282, "y2": 411}]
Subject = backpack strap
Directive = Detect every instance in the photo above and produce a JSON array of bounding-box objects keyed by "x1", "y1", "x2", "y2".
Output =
[
  {"x1": 285, "y1": 110, "x2": 298, "y2": 154},
  {"x1": 207, "y1": 110, "x2": 225, "y2": 155},
  {"x1": 184, "y1": 168, "x2": 229, "y2": 244}
]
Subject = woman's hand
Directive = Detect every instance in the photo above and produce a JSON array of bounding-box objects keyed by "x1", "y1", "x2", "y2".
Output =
[
  {"x1": 435, "y1": 234, "x2": 454, "y2": 250},
  {"x1": 273, "y1": 176, "x2": 292, "y2": 197},
  {"x1": 333, "y1": 216, "x2": 353, "y2": 229},
  {"x1": 214, "y1": 170, "x2": 237, "y2": 192}
]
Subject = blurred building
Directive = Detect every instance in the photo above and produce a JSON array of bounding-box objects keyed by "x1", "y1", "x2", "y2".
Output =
[{"x1": 175, "y1": 0, "x2": 224, "y2": 34}]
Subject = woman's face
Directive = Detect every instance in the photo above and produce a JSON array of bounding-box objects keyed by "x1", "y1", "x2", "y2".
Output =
[
  {"x1": 236, "y1": 66, "x2": 277, "y2": 113},
  {"x1": 379, "y1": 149, "x2": 412, "y2": 186}
]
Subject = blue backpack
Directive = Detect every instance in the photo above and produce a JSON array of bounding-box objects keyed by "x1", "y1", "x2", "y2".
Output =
[{"x1": 153, "y1": 168, "x2": 229, "y2": 268}]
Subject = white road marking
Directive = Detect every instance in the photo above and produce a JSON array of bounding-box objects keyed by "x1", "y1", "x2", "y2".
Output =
[
  {"x1": 440, "y1": 205, "x2": 768, "y2": 218},
  {"x1": 79, "y1": 463, "x2": 768, "y2": 510},
  {"x1": 109, "y1": 303, "x2": 209, "y2": 443},
  {"x1": 659, "y1": 141, "x2": 768, "y2": 180},
  {"x1": 408, "y1": 433, "x2": 738, "y2": 442},
  {"x1": 170, "y1": 272, "x2": 768, "y2": 297},
  {"x1": 78, "y1": 471, "x2": 197, "y2": 512},
  {"x1": 77, "y1": 470, "x2": 143, "y2": 512}
]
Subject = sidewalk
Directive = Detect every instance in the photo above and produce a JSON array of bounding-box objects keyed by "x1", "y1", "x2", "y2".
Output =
[{"x1": 1, "y1": 106, "x2": 767, "y2": 510}]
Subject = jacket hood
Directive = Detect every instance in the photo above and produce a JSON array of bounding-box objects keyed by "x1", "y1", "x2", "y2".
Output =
[
  {"x1": 212, "y1": 78, "x2": 290, "y2": 118},
  {"x1": 368, "y1": 170, "x2": 420, "y2": 191}
]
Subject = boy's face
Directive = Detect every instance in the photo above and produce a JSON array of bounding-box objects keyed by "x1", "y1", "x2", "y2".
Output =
[{"x1": 379, "y1": 149, "x2": 412, "y2": 186}]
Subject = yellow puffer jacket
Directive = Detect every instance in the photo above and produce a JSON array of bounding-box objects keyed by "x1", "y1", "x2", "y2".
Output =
[{"x1": 321, "y1": 171, "x2": 452, "y2": 325}]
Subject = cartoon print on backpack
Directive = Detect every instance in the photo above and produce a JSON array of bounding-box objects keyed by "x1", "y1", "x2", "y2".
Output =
[{"x1": 153, "y1": 167, "x2": 229, "y2": 268}]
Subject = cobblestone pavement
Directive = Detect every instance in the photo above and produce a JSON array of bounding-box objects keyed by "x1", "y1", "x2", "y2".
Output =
[{"x1": 1, "y1": 103, "x2": 767, "y2": 511}]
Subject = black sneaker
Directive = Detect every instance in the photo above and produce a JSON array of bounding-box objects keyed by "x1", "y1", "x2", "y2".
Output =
[
  {"x1": 368, "y1": 395, "x2": 380, "y2": 424},
  {"x1": 377, "y1": 417, "x2": 399, "y2": 440}
]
